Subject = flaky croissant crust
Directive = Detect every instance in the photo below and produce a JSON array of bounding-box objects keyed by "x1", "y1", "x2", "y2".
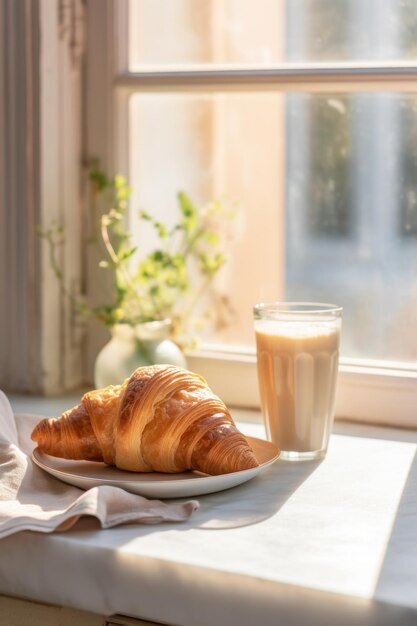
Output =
[{"x1": 31, "y1": 364, "x2": 259, "y2": 476}]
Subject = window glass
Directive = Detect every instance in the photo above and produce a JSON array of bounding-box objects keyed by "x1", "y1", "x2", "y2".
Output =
[
  {"x1": 287, "y1": 93, "x2": 417, "y2": 362},
  {"x1": 129, "y1": 92, "x2": 285, "y2": 347},
  {"x1": 129, "y1": 91, "x2": 417, "y2": 362},
  {"x1": 129, "y1": 0, "x2": 417, "y2": 68}
]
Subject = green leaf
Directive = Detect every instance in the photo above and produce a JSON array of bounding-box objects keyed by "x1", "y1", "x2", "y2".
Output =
[
  {"x1": 89, "y1": 169, "x2": 108, "y2": 191},
  {"x1": 204, "y1": 230, "x2": 219, "y2": 245},
  {"x1": 172, "y1": 254, "x2": 185, "y2": 269},
  {"x1": 116, "y1": 284, "x2": 128, "y2": 301},
  {"x1": 118, "y1": 246, "x2": 137, "y2": 261},
  {"x1": 114, "y1": 174, "x2": 127, "y2": 189},
  {"x1": 199, "y1": 252, "x2": 226, "y2": 275},
  {"x1": 151, "y1": 250, "x2": 165, "y2": 263},
  {"x1": 116, "y1": 186, "x2": 132, "y2": 201},
  {"x1": 178, "y1": 191, "x2": 198, "y2": 235},
  {"x1": 155, "y1": 222, "x2": 168, "y2": 239}
]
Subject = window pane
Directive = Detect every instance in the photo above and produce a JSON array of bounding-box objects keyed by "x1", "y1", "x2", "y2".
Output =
[
  {"x1": 129, "y1": 92, "x2": 285, "y2": 346},
  {"x1": 286, "y1": 93, "x2": 417, "y2": 362},
  {"x1": 129, "y1": 92, "x2": 417, "y2": 363},
  {"x1": 129, "y1": 0, "x2": 417, "y2": 68}
]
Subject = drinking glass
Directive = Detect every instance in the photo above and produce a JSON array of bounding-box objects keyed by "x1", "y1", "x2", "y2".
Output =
[{"x1": 254, "y1": 302, "x2": 343, "y2": 461}]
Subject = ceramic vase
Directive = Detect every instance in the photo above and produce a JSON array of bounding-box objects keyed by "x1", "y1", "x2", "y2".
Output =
[{"x1": 94, "y1": 320, "x2": 187, "y2": 388}]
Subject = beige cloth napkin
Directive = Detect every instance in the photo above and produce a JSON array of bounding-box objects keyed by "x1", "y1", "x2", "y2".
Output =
[{"x1": 0, "y1": 391, "x2": 199, "y2": 539}]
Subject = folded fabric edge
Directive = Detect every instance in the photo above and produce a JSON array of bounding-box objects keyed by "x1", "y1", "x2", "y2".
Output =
[{"x1": 0, "y1": 499, "x2": 200, "y2": 539}]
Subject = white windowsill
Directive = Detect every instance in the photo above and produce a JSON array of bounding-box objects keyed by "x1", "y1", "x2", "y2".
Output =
[{"x1": 186, "y1": 348, "x2": 417, "y2": 431}]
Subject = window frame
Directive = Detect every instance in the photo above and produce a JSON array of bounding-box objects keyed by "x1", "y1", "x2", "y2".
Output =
[{"x1": 86, "y1": 0, "x2": 417, "y2": 428}]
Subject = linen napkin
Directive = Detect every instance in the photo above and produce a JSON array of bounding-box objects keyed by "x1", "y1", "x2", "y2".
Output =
[{"x1": 0, "y1": 391, "x2": 199, "y2": 539}]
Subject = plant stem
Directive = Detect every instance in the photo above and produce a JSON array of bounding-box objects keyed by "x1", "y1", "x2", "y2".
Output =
[
  {"x1": 101, "y1": 219, "x2": 120, "y2": 265},
  {"x1": 101, "y1": 218, "x2": 140, "y2": 306}
]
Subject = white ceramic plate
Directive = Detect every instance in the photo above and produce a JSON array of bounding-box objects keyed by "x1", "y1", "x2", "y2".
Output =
[{"x1": 31, "y1": 436, "x2": 280, "y2": 498}]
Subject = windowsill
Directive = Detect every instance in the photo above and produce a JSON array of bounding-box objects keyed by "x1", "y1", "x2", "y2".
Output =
[
  {"x1": 187, "y1": 349, "x2": 417, "y2": 430},
  {"x1": 1, "y1": 393, "x2": 417, "y2": 625},
  {"x1": 8, "y1": 346, "x2": 417, "y2": 430}
]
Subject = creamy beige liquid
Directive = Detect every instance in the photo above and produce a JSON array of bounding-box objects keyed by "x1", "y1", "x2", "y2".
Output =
[{"x1": 255, "y1": 320, "x2": 340, "y2": 455}]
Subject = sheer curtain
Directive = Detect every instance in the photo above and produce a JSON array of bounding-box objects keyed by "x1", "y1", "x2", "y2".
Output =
[{"x1": 0, "y1": 0, "x2": 85, "y2": 394}]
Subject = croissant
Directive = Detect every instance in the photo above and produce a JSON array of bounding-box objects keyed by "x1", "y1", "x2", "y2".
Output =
[{"x1": 31, "y1": 364, "x2": 259, "y2": 476}]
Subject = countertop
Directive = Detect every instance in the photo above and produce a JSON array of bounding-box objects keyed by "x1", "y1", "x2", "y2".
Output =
[{"x1": 1, "y1": 394, "x2": 417, "y2": 625}]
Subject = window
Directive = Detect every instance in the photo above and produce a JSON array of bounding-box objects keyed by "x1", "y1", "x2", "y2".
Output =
[{"x1": 87, "y1": 0, "x2": 417, "y2": 426}]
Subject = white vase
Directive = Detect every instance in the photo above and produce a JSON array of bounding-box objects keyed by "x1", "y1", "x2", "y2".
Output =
[{"x1": 94, "y1": 320, "x2": 187, "y2": 388}]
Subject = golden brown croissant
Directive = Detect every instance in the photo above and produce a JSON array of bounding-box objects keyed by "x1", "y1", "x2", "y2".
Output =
[{"x1": 31, "y1": 364, "x2": 259, "y2": 475}]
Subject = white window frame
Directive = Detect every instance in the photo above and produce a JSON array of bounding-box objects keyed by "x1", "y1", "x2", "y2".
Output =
[{"x1": 86, "y1": 0, "x2": 417, "y2": 429}]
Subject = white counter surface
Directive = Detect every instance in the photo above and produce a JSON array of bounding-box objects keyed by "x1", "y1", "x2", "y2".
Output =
[{"x1": 1, "y1": 396, "x2": 417, "y2": 625}]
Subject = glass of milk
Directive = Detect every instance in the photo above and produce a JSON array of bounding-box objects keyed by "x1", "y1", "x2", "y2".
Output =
[{"x1": 254, "y1": 302, "x2": 343, "y2": 461}]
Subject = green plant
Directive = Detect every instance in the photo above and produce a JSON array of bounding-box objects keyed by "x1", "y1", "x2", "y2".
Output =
[{"x1": 39, "y1": 167, "x2": 235, "y2": 347}]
